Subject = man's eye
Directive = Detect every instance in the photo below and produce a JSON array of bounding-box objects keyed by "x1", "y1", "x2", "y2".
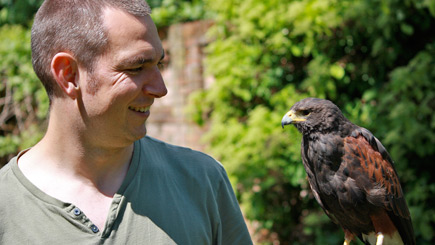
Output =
[{"x1": 127, "y1": 67, "x2": 143, "y2": 73}]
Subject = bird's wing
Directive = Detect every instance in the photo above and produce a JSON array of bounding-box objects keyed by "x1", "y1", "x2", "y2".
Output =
[
  {"x1": 344, "y1": 127, "x2": 415, "y2": 244},
  {"x1": 300, "y1": 138, "x2": 340, "y2": 224}
]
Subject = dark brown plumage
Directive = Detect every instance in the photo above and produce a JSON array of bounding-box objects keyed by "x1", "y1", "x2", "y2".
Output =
[{"x1": 281, "y1": 98, "x2": 415, "y2": 245}]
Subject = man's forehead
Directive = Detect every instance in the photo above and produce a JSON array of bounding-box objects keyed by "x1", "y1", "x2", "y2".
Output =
[
  {"x1": 102, "y1": 7, "x2": 160, "y2": 44},
  {"x1": 101, "y1": 6, "x2": 162, "y2": 60},
  {"x1": 104, "y1": 7, "x2": 146, "y2": 35}
]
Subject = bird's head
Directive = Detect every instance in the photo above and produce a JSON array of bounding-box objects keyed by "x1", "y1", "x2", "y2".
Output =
[{"x1": 281, "y1": 98, "x2": 348, "y2": 135}]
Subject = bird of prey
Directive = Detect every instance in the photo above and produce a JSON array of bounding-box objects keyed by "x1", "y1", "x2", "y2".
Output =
[{"x1": 281, "y1": 98, "x2": 415, "y2": 245}]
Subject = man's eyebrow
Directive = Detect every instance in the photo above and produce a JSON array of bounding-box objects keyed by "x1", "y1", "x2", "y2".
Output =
[
  {"x1": 119, "y1": 56, "x2": 153, "y2": 67},
  {"x1": 118, "y1": 49, "x2": 165, "y2": 67}
]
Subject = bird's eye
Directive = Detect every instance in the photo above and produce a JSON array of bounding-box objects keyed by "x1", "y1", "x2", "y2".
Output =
[{"x1": 300, "y1": 110, "x2": 310, "y2": 116}]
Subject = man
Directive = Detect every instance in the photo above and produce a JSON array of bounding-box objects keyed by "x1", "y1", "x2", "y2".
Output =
[{"x1": 0, "y1": 0, "x2": 252, "y2": 244}]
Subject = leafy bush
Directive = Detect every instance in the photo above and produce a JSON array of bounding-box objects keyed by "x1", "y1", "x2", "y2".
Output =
[
  {"x1": 148, "y1": 0, "x2": 209, "y2": 28},
  {"x1": 0, "y1": 0, "x2": 43, "y2": 26},
  {"x1": 188, "y1": 0, "x2": 435, "y2": 243},
  {"x1": 0, "y1": 24, "x2": 49, "y2": 165},
  {"x1": 373, "y1": 44, "x2": 435, "y2": 243}
]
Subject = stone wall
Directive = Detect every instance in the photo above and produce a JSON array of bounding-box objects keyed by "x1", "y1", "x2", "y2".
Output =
[{"x1": 146, "y1": 20, "x2": 214, "y2": 152}]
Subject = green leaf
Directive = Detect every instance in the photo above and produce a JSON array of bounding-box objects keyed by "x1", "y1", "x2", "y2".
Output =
[
  {"x1": 329, "y1": 63, "x2": 345, "y2": 79},
  {"x1": 400, "y1": 23, "x2": 414, "y2": 35}
]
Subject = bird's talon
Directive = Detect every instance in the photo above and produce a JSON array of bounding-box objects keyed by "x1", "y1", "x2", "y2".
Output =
[{"x1": 376, "y1": 232, "x2": 384, "y2": 245}]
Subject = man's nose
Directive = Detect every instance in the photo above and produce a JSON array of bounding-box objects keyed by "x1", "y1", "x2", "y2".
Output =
[{"x1": 143, "y1": 67, "x2": 168, "y2": 98}]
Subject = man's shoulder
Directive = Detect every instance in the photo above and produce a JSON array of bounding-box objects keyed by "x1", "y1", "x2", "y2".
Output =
[
  {"x1": 0, "y1": 159, "x2": 20, "y2": 205},
  {"x1": 139, "y1": 136, "x2": 226, "y2": 174},
  {"x1": 0, "y1": 161, "x2": 11, "y2": 175},
  {"x1": 140, "y1": 136, "x2": 219, "y2": 161},
  {"x1": 0, "y1": 160, "x2": 15, "y2": 186}
]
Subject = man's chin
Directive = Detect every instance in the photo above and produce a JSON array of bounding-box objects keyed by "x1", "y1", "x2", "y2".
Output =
[
  {"x1": 124, "y1": 126, "x2": 147, "y2": 143},
  {"x1": 134, "y1": 128, "x2": 147, "y2": 141}
]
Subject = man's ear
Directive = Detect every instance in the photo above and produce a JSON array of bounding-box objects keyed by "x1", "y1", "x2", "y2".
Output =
[{"x1": 51, "y1": 52, "x2": 80, "y2": 100}]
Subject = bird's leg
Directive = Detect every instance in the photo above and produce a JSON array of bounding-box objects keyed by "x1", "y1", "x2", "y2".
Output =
[
  {"x1": 343, "y1": 239, "x2": 351, "y2": 245},
  {"x1": 376, "y1": 232, "x2": 384, "y2": 245},
  {"x1": 343, "y1": 230, "x2": 354, "y2": 245}
]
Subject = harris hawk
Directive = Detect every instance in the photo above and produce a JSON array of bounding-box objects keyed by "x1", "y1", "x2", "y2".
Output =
[{"x1": 281, "y1": 98, "x2": 415, "y2": 245}]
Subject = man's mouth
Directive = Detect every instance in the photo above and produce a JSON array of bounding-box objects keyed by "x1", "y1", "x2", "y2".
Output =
[{"x1": 128, "y1": 106, "x2": 150, "y2": 113}]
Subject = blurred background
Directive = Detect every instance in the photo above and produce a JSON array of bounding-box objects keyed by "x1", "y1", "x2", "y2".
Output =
[{"x1": 1, "y1": 0, "x2": 434, "y2": 244}]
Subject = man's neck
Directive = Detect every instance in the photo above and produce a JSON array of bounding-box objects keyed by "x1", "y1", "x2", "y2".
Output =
[{"x1": 17, "y1": 107, "x2": 134, "y2": 198}]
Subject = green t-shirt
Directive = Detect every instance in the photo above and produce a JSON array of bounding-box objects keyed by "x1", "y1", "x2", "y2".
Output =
[{"x1": 0, "y1": 136, "x2": 252, "y2": 244}]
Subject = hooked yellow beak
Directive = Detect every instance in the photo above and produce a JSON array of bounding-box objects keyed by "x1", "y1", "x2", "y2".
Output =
[{"x1": 281, "y1": 110, "x2": 307, "y2": 128}]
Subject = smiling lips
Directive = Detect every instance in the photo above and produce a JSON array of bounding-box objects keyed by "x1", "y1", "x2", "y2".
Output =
[{"x1": 128, "y1": 106, "x2": 150, "y2": 113}]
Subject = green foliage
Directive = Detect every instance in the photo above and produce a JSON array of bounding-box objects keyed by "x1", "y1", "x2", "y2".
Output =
[
  {"x1": 377, "y1": 45, "x2": 435, "y2": 159},
  {"x1": 0, "y1": 0, "x2": 207, "y2": 28},
  {"x1": 0, "y1": 24, "x2": 48, "y2": 165},
  {"x1": 0, "y1": 0, "x2": 43, "y2": 26},
  {"x1": 373, "y1": 43, "x2": 435, "y2": 243},
  {"x1": 188, "y1": 0, "x2": 435, "y2": 243},
  {"x1": 149, "y1": 0, "x2": 209, "y2": 28}
]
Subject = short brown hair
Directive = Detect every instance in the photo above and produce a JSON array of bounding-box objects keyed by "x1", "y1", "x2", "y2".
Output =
[{"x1": 31, "y1": 0, "x2": 151, "y2": 102}]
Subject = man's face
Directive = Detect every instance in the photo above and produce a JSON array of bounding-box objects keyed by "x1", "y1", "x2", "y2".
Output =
[{"x1": 78, "y1": 7, "x2": 167, "y2": 148}]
